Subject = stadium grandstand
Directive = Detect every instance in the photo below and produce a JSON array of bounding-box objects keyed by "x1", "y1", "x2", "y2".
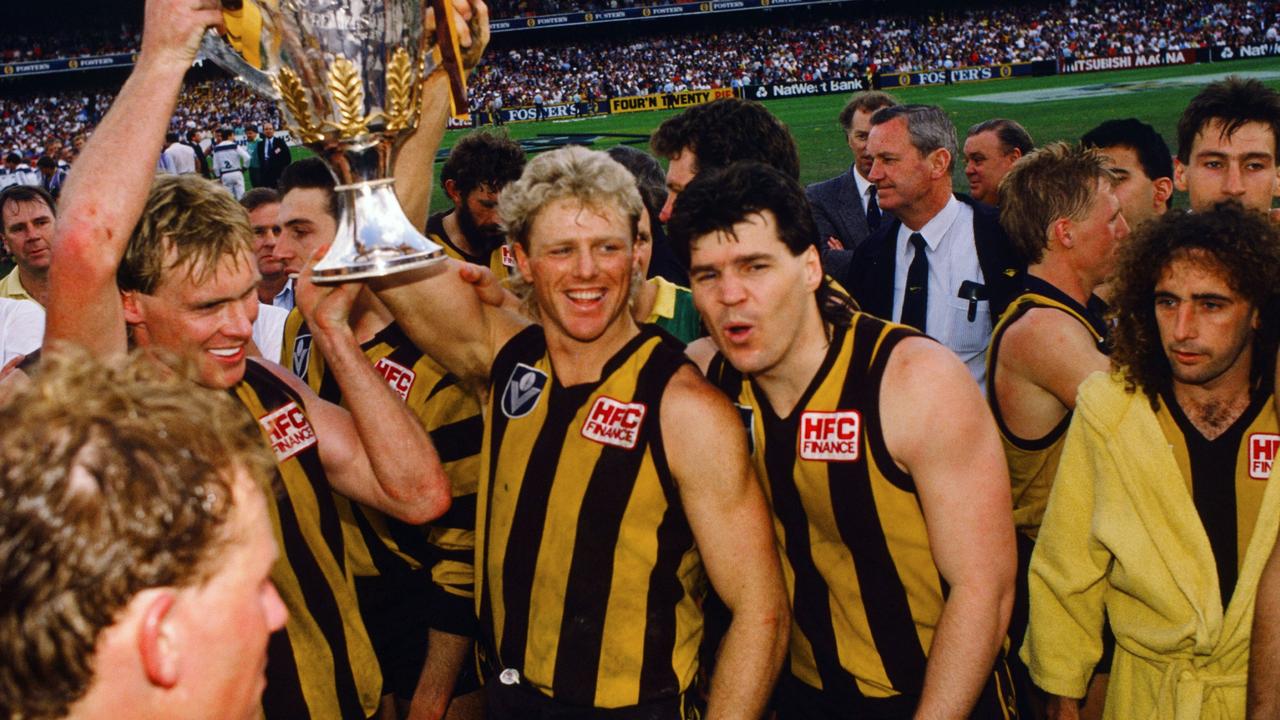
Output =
[{"x1": 0, "y1": 0, "x2": 1275, "y2": 163}]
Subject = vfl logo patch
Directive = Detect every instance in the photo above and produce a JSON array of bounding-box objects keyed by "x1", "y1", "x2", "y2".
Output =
[
  {"x1": 581, "y1": 396, "x2": 647, "y2": 449},
  {"x1": 374, "y1": 357, "x2": 416, "y2": 401},
  {"x1": 292, "y1": 331, "x2": 312, "y2": 377},
  {"x1": 736, "y1": 403, "x2": 756, "y2": 455},
  {"x1": 1249, "y1": 433, "x2": 1280, "y2": 479},
  {"x1": 259, "y1": 401, "x2": 318, "y2": 463},
  {"x1": 500, "y1": 244, "x2": 516, "y2": 268},
  {"x1": 501, "y1": 363, "x2": 548, "y2": 418},
  {"x1": 798, "y1": 411, "x2": 861, "y2": 462}
]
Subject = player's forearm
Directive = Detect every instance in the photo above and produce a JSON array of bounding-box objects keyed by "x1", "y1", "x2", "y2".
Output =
[
  {"x1": 372, "y1": 259, "x2": 497, "y2": 385},
  {"x1": 704, "y1": 600, "x2": 789, "y2": 720},
  {"x1": 396, "y1": 71, "x2": 453, "y2": 231},
  {"x1": 914, "y1": 581, "x2": 1012, "y2": 720},
  {"x1": 1249, "y1": 549, "x2": 1280, "y2": 719},
  {"x1": 311, "y1": 323, "x2": 451, "y2": 523},
  {"x1": 407, "y1": 629, "x2": 472, "y2": 720}
]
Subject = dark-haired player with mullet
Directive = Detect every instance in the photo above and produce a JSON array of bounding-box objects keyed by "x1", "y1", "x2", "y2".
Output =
[
  {"x1": 1024, "y1": 205, "x2": 1280, "y2": 719},
  {"x1": 670, "y1": 162, "x2": 1017, "y2": 719}
]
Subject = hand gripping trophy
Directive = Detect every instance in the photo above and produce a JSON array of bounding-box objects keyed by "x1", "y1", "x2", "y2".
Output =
[{"x1": 202, "y1": 0, "x2": 470, "y2": 282}]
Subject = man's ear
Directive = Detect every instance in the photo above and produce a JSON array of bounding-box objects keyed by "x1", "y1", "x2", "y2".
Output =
[
  {"x1": 444, "y1": 179, "x2": 463, "y2": 207},
  {"x1": 136, "y1": 590, "x2": 179, "y2": 689},
  {"x1": 930, "y1": 148, "x2": 952, "y2": 179},
  {"x1": 121, "y1": 290, "x2": 145, "y2": 325},
  {"x1": 802, "y1": 244, "x2": 823, "y2": 292},
  {"x1": 1173, "y1": 158, "x2": 1188, "y2": 192},
  {"x1": 1153, "y1": 177, "x2": 1175, "y2": 209},
  {"x1": 512, "y1": 240, "x2": 532, "y2": 283},
  {"x1": 1051, "y1": 217, "x2": 1073, "y2": 249}
]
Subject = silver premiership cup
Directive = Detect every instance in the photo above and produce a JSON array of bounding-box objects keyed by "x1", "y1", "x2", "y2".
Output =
[{"x1": 202, "y1": 0, "x2": 466, "y2": 282}]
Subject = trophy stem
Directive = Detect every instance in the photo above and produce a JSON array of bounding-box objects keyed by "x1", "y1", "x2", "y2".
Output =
[{"x1": 311, "y1": 179, "x2": 445, "y2": 284}]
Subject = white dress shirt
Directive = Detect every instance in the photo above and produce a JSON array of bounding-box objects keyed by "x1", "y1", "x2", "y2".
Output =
[
  {"x1": 890, "y1": 195, "x2": 992, "y2": 388},
  {"x1": 253, "y1": 303, "x2": 290, "y2": 364},
  {"x1": 271, "y1": 278, "x2": 295, "y2": 311},
  {"x1": 0, "y1": 297, "x2": 44, "y2": 365}
]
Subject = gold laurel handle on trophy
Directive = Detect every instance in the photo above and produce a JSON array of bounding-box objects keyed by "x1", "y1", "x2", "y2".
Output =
[
  {"x1": 328, "y1": 56, "x2": 372, "y2": 138},
  {"x1": 384, "y1": 48, "x2": 420, "y2": 132},
  {"x1": 430, "y1": 0, "x2": 470, "y2": 117},
  {"x1": 273, "y1": 68, "x2": 325, "y2": 143}
]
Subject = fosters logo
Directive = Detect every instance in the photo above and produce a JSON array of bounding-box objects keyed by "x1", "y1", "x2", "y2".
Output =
[
  {"x1": 374, "y1": 357, "x2": 416, "y2": 401},
  {"x1": 798, "y1": 411, "x2": 861, "y2": 462},
  {"x1": 581, "y1": 396, "x2": 647, "y2": 449},
  {"x1": 259, "y1": 401, "x2": 318, "y2": 462},
  {"x1": 1250, "y1": 433, "x2": 1280, "y2": 480}
]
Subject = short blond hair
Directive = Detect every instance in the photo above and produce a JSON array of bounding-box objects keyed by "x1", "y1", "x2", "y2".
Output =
[
  {"x1": 499, "y1": 145, "x2": 642, "y2": 252},
  {"x1": 0, "y1": 348, "x2": 275, "y2": 720},
  {"x1": 119, "y1": 175, "x2": 254, "y2": 294},
  {"x1": 998, "y1": 142, "x2": 1115, "y2": 264}
]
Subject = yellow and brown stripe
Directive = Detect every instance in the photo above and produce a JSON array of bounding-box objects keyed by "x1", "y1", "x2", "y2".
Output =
[
  {"x1": 281, "y1": 310, "x2": 482, "y2": 605},
  {"x1": 477, "y1": 324, "x2": 703, "y2": 708},
  {"x1": 234, "y1": 358, "x2": 382, "y2": 719},
  {"x1": 986, "y1": 287, "x2": 1109, "y2": 537},
  {"x1": 711, "y1": 314, "x2": 998, "y2": 704}
]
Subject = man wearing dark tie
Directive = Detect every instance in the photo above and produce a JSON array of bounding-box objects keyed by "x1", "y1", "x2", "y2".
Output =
[
  {"x1": 806, "y1": 91, "x2": 897, "y2": 278},
  {"x1": 841, "y1": 104, "x2": 1024, "y2": 389},
  {"x1": 256, "y1": 123, "x2": 292, "y2": 190}
]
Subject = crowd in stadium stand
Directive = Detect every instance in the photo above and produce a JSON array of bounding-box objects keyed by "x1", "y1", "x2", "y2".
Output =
[
  {"x1": 469, "y1": 0, "x2": 1280, "y2": 108},
  {"x1": 0, "y1": 27, "x2": 141, "y2": 62},
  {"x1": 0, "y1": 80, "x2": 280, "y2": 165},
  {"x1": 0, "y1": 0, "x2": 1276, "y2": 162}
]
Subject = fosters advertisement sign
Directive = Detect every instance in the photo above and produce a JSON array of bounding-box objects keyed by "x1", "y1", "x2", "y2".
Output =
[{"x1": 609, "y1": 88, "x2": 736, "y2": 114}]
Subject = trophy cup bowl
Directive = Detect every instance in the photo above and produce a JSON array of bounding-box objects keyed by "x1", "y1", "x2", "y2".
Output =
[{"x1": 201, "y1": 0, "x2": 463, "y2": 283}]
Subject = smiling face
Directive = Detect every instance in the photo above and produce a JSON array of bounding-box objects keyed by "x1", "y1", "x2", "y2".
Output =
[
  {"x1": 515, "y1": 197, "x2": 636, "y2": 345},
  {"x1": 1176, "y1": 119, "x2": 1280, "y2": 213},
  {"x1": 963, "y1": 130, "x2": 1019, "y2": 206},
  {"x1": 688, "y1": 210, "x2": 823, "y2": 378},
  {"x1": 2, "y1": 197, "x2": 55, "y2": 276},
  {"x1": 1155, "y1": 254, "x2": 1258, "y2": 393},
  {"x1": 124, "y1": 249, "x2": 261, "y2": 390},
  {"x1": 175, "y1": 469, "x2": 287, "y2": 720}
]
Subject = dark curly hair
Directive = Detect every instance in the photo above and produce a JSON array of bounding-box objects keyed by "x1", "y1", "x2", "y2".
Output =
[
  {"x1": 439, "y1": 130, "x2": 527, "y2": 197},
  {"x1": 667, "y1": 161, "x2": 855, "y2": 329},
  {"x1": 1109, "y1": 203, "x2": 1280, "y2": 408},
  {"x1": 650, "y1": 98, "x2": 800, "y2": 180}
]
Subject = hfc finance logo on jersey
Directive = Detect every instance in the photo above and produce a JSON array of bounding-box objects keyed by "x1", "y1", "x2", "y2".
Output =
[
  {"x1": 502, "y1": 363, "x2": 548, "y2": 418},
  {"x1": 798, "y1": 410, "x2": 861, "y2": 462},
  {"x1": 1249, "y1": 433, "x2": 1279, "y2": 479},
  {"x1": 374, "y1": 357, "x2": 416, "y2": 401},
  {"x1": 259, "y1": 401, "x2": 318, "y2": 462},
  {"x1": 581, "y1": 396, "x2": 647, "y2": 449}
]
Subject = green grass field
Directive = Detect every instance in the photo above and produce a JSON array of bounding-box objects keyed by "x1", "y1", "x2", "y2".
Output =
[{"x1": 422, "y1": 55, "x2": 1280, "y2": 211}]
